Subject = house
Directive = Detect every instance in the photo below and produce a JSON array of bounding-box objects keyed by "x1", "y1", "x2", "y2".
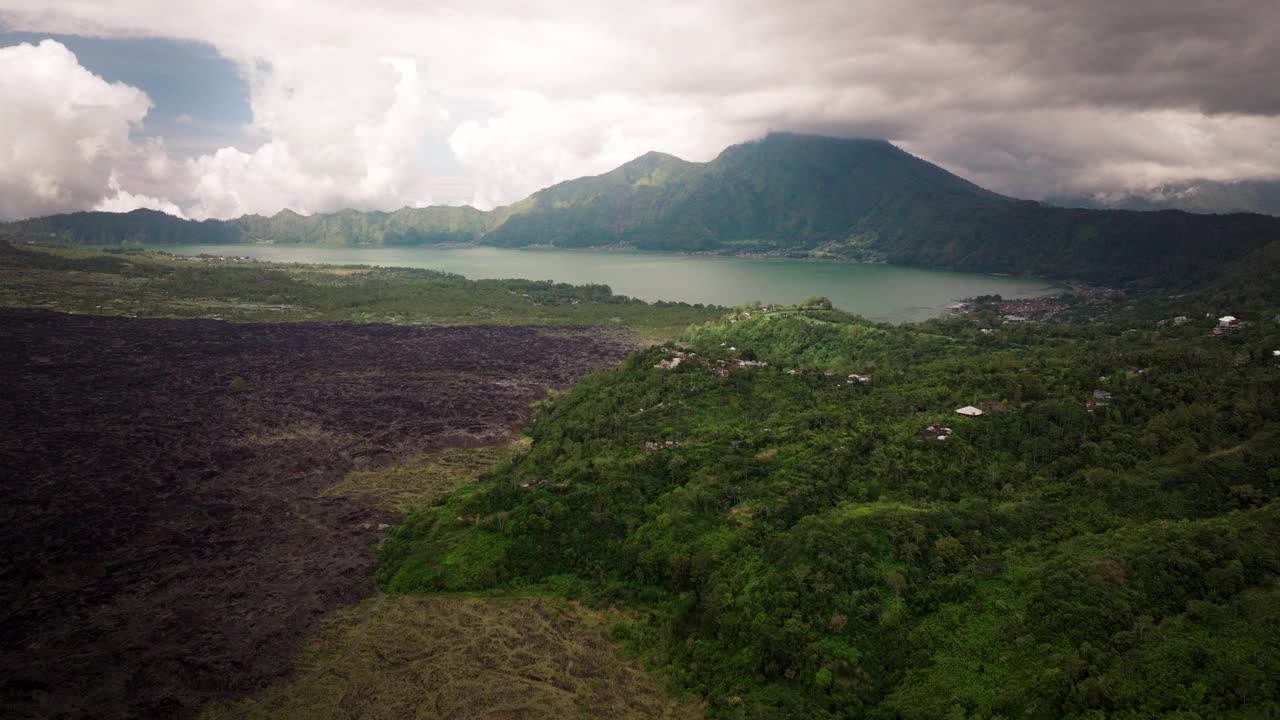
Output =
[
  {"x1": 924, "y1": 423, "x2": 953, "y2": 440},
  {"x1": 847, "y1": 373, "x2": 871, "y2": 384},
  {"x1": 1093, "y1": 389, "x2": 1113, "y2": 401},
  {"x1": 1213, "y1": 315, "x2": 1245, "y2": 335},
  {"x1": 955, "y1": 406, "x2": 984, "y2": 417}
]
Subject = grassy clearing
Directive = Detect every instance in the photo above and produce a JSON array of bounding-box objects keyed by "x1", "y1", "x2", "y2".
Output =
[
  {"x1": 200, "y1": 594, "x2": 700, "y2": 720},
  {"x1": 325, "y1": 440, "x2": 530, "y2": 515}
]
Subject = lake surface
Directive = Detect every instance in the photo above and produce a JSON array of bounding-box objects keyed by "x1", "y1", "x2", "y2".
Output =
[{"x1": 155, "y1": 245, "x2": 1059, "y2": 323}]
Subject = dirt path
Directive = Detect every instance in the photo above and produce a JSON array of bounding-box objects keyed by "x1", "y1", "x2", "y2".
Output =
[{"x1": 0, "y1": 309, "x2": 632, "y2": 719}]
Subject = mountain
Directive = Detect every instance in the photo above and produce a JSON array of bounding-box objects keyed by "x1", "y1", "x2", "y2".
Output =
[
  {"x1": 5, "y1": 133, "x2": 1280, "y2": 287},
  {"x1": 1050, "y1": 179, "x2": 1280, "y2": 216},
  {"x1": 486, "y1": 134, "x2": 1009, "y2": 251},
  {"x1": 234, "y1": 205, "x2": 493, "y2": 245},
  {"x1": 7, "y1": 208, "x2": 241, "y2": 245}
]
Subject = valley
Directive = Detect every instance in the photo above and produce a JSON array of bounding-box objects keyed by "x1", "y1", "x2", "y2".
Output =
[
  {"x1": 2, "y1": 133, "x2": 1279, "y2": 720},
  {"x1": 5, "y1": 3, "x2": 1280, "y2": 718}
]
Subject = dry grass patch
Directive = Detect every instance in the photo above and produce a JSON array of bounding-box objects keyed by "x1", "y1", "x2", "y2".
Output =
[
  {"x1": 201, "y1": 594, "x2": 700, "y2": 720},
  {"x1": 324, "y1": 440, "x2": 529, "y2": 515}
]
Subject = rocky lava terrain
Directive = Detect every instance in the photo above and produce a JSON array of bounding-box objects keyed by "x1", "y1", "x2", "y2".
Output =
[{"x1": 0, "y1": 309, "x2": 632, "y2": 719}]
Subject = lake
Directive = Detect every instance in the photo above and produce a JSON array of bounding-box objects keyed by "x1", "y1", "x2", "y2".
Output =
[{"x1": 154, "y1": 245, "x2": 1059, "y2": 323}]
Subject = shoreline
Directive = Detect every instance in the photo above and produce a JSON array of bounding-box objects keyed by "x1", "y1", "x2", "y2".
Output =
[{"x1": 143, "y1": 238, "x2": 1052, "y2": 282}]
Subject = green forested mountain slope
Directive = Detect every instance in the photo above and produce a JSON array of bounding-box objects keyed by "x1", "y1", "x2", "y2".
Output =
[
  {"x1": 485, "y1": 134, "x2": 1009, "y2": 251},
  {"x1": 380, "y1": 301, "x2": 1280, "y2": 719},
  {"x1": 234, "y1": 205, "x2": 494, "y2": 245},
  {"x1": 6, "y1": 133, "x2": 1280, "y2": 286},
  {"x1": 6, "y1": 207, "x2": 242, "y2": 245}
]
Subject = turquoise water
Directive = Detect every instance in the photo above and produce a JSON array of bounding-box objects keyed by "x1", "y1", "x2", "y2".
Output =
[{"x1": 155, "y1": 245, "x2": 1058, "y2": 323}]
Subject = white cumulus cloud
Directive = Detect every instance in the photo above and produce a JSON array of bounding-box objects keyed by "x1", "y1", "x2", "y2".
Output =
[
  {"x1": 449, "y1": 93, "x2": 747, "y2": 209},
  {"x1": 92, "y1": 173, "x2": 186, "y2": 217},
  {"x1": 184, "y1": 52, "x2": 450, "y2": 219},
  {"x1": 0, "y1": 39, "x2": 168, "y2": 220}
]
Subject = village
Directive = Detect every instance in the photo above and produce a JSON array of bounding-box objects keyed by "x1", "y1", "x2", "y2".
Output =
[
  {"x1": 634, "y1": 297, "x2": 1269, "y2": 480},
  {"x1": 950, "y1": 284, "x2": 1123, "y2": 323},
  {"x1": 646, "y1": 340, "x2": 1131, "y2": 450}
]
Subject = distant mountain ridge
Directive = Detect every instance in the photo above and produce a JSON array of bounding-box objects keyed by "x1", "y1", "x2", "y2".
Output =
[
  {"x1": 1050, "y1": 179, "x2": 1280, "y2": 217},
  {"x1": 6, "y1": 132, "x2": 1280, "y2": 287}
]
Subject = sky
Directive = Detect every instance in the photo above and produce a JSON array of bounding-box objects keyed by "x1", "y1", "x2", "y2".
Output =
[{"x1": 0, "y1": 0, "x2": 1278, "y2": 221}]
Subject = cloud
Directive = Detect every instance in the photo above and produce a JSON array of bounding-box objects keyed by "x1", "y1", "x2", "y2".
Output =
[
  {"x1": 93, "y1": 172, "x2": 186, "y2": 217},
  {"x1": 449, "y1": 93, "x2": 745, "y2": 209},
  {"x1": 182, "y1": 53, "x2": 450, "y2": 218},
  {"x1": 0, "y1": 39, "x2": 163, "y2": 220},
  {"x1": 1, "y1": 0, "x2": 1278, "y2": 215}
]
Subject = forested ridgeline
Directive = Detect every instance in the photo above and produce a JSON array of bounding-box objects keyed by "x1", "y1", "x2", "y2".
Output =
[{"x1": 380, "y1": 300, "x2": 1280, "y2": 719}]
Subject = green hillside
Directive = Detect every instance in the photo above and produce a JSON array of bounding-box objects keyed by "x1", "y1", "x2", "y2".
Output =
[
  {"x1": 486, "y1": 134, "x2": 1008, "y2": 252},
  {"x1": 380, "y1": 299, "x2": 1280, "y2": 719},
  {"x1": 234, "y1": 205, "x2": 494, "y2": 245},
  {"x1": 6, "y1": 133, "x2": 1280, "y2": 286}
]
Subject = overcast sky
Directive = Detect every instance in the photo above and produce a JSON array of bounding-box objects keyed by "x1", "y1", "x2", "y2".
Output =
[{"x1": 1, "y1": 0, "x2": 1278, "y2": 220}]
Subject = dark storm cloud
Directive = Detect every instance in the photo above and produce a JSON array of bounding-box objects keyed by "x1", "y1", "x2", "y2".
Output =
[{"x1": 943, "y1": 0, "x2": 1280, "y2": 115}]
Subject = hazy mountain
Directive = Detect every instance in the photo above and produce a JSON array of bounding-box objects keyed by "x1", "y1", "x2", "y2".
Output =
[
  {"x1": 6, "y1": 208, "x2": 240, "y2": 245},
  {"x1": 5, "y1": 133, "x2": 1280, "y2": 286},
  {"x1": 234, "y1": 205, "x2": 493, "y2": 245},
  {"x1": 1049, "y1": 179, "x2": 1280, "y2": 217}
]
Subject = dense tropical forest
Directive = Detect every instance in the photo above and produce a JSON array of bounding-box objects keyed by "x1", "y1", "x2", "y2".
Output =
[
  {"x1": 378, "y1": 281, "x2": 1280, "y2": 718},
  {"x1": 8, "y1": 134, "x2": 1280, "y2": 287}
]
